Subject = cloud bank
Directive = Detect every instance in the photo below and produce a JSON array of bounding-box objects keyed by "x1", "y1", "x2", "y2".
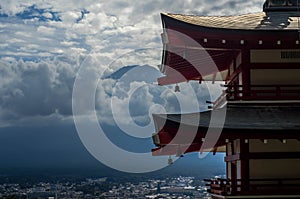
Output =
[{"x1": 0, "y1": 0, "x2": 263, "y2": 127}]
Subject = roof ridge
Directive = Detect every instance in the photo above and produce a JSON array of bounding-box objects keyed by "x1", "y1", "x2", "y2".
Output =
[
  {"x1": 161, "y1": 12, "x2": 299, "y2": 30},
  {"x1": 163, "y1": 12, "x2": 265, "y2": 18}
]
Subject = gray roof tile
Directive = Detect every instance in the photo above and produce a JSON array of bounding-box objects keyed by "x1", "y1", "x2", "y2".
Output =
[{"x1": 164, "y1": 12, "x2": 300, "y2": 30}]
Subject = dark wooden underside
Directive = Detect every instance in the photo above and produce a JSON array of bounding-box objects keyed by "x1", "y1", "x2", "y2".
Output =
[{"x1": 152, "y1": 103, "x2": 300, "y2": 156}]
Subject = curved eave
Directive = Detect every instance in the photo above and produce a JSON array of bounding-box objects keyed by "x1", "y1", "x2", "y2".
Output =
[
  {"x1": 151, "y1": 103, "x2": 300, "y2": 156},
  {"x1": 152, "y1": 143, "x2": 226, "y2": 156},
  {"x1": 159, "y1": 12, "x2": 300, "y2": 85},
  {"x1": 154, "y1": 104, "x2": 300, "y2": 131},
  {"x1": 157, "y1": 50, "x2": 237, "y2": 85},
  {"x1": 161, "y1": 12, "x2": 300, "y2": 33},
  {"x1": 152, "y1": 127, "x2": 300, "y2": 147},
  {"x1": 152, "y1": 104, "x2": 300, "y2": 147}
]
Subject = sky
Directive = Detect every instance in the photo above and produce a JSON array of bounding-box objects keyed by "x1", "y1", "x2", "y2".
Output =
[{"x1": 0, "y1": 0, "x2": 263, "y2": 173}]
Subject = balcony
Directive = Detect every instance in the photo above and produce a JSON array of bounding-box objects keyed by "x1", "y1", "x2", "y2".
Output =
[
  {"x1": 264, "y1": 0, "x2": 300, "y2": 12},
  {"x1": 205, "y1": 178, "x2": 300, "y2": 197},
  {"x1": 225, "y1": 84, "x2": 300, "y2": 101}
]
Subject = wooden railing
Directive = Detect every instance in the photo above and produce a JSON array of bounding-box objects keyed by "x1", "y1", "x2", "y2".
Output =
[
  {"x1": 264, "y1": 0, "x2": 300, "y2": 12},
  {"x1": 208, "y1": 84, "x2": 300, "y2": 109},
  {"x1": 224, "y1": 84, "x2": 300, "y2": 101},
  {"x1": 205, "y1": 178, "x2": 300, "y2": 196}
]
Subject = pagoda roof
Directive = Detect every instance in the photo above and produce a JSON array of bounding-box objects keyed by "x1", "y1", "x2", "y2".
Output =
[
  {"x1": 152, "y1": 103, "x2": 300, "y2": 156},
  {"x1": 152, "y1": 103, "x2": 300, "y2": 148},
  {"x1": 163, "y1": 12, "x2": 300, "y2": 30},
  {"x1": 153, "y1": 103, "x2": 300, "y2": 132}
]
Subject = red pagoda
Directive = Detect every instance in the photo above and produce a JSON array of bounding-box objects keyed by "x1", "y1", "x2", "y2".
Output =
[{"x1": 151, "y1": 0, "x2": 300, "y2": 198}]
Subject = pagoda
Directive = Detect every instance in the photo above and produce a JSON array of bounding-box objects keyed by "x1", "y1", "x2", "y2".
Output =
[{"x1": 151, "y1": 0, "x2": 300, "y2": 198}]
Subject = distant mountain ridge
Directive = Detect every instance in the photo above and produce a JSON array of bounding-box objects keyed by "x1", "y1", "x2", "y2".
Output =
[{"x1": 104, "y1": 65, "x2": 139, "y2": 80}]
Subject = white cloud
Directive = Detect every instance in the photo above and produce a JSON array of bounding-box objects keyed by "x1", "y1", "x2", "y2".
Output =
[
  {"x1": 0, "y1": 1, "x2": 29, "y2": 15},
  {"x1": 37, "y1": 25, "x2": 56, "y2": 35},
  {"x1": 0, "y1": 0, "x2": 259, "y2": 127},
  {"x1": 0, "y1": 56, "x2": 78, "y2": 125},
  {"x1": 0, "y1": 0, "x2": 262, "y2": 61},
  {"x1": 42, "y1": 12, "x2": 53, "y2": 19},
  {"x1": 60, "y1": 11, "x2": 81, "y2": 25}
]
